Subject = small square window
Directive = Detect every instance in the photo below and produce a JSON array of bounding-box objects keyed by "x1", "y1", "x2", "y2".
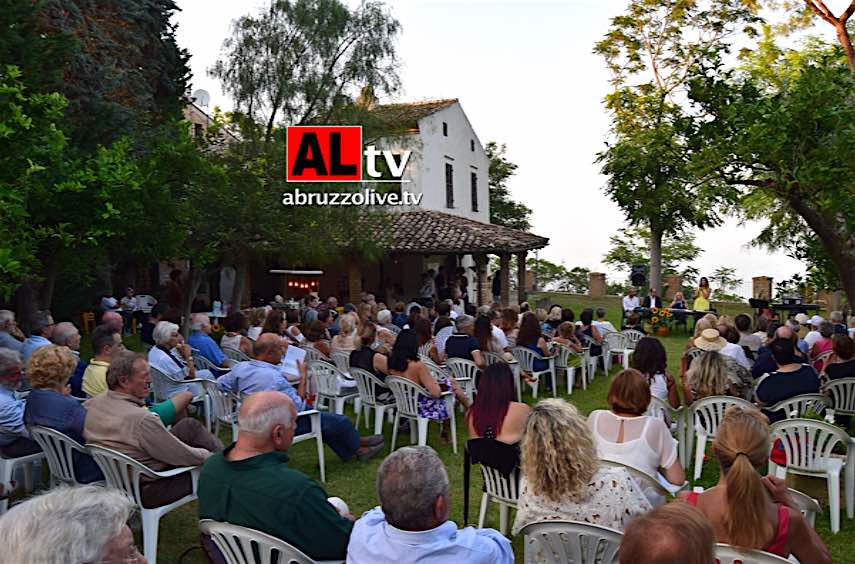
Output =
[{"x1": 442, "y1": 122, "x2": 448, "y2": 136}]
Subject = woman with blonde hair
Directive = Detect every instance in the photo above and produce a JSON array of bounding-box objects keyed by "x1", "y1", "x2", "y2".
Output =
[
  {"x1": 678, "y1": 406, "x2": 831, "y2": 563},
  {"x1": 331, "y1": 313, "x2": 358, "y2": 354},
  {"x1": 683, "y1": 350, "x2": 735, "y2": 404},
  {"x1": 512, "y1": 399, "x2": 651, "y2": 535}
]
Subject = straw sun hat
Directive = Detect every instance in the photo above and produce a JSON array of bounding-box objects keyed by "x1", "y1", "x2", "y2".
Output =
[{"x1": 694, "y1": 328, "x2": 727, "y2": 352}]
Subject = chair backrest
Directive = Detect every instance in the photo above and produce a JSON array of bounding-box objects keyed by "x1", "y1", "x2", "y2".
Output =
[
  {"x1": 330, "y1": 351, "x2": 351, "y2": 375},
  {"x1": 136, "y1": 295, "x2": 157, "y2": 313},
  {"x1": 150, "y1": 365, "x2": 181, "y2": 402},
  {"x1": 300, "y1": 346, "x2": 329, "y2": 363},
  {"x1": 769, "y1": 418, "x2": 851, "y2": 474},
  {"x1": 200, "y1": 380, "x2": 238, "y2": 426},
  {"x1": 306, "y1": 360, "x2": 343, "y2": 397},
  {"x1": 199, "y1": 520, "x2": 317, "y2": 564},
  {"x1": 27, "y1": 425, "x2": 89, "y2": 485},
  {"x1": 421, "y1": 358, "x2": 450, "y2": 383},
  {"x1": 685, "y1": 347, "x2": 705, "y2": 367},
  {"x1": 646, "y1": 395, "x2": 680, "y2": 422},
  {"x1": 418, "y1": 340, "x2": 434, "y2": 358},
  {"x1": 193, "y1": 354, "x2": 218, "y2": 372},
  {"x1": 787, "y1": 487, "x2": 822, "y2": 527},
  {"x1": 350, "y1": 367, "x2": 387, "y2": 407},
  {"x1": 714, "y1": 543, "x2": 791, "y2": 563},
  {"x1": 823, "y1": 377, "x2": 855, "y2": 415},
  {"x1": 599, "y1": 458, "x2": 670, "y2": 499},
  {"x1": 604, "y1": 332, "x2": 627, "y2": 352},
  {"x1": 479, "y1": 464, "x2": 520, "y2": 505},
  {"x1": 512, "y1": 346, "x2": 542, "y2": 372},
  {"x1": 386, "y1": 376, "x2": 427, "y2": 419},
  {"x1": 690, "y1": 395, "x2": 755, "y2": 437},
  {"x1": 223, "y1": 347, "x2": 252, "y2": 362},
  {"x1": 814, "y1": 350, "x2": 833, "y2": 373},
  {"x1": 769, "y1": 393, "x2": 828, "y2": 420},
  {"x1": 87, "y1": 444, "x2": 158, "y2": 507},
  {"x1": 445, "y1": 357, "x2": 480, "y2": 383},
  {"x1": 385, "y1": 324, "x2": 402, "y2": 336},
  {"x1": 482, "y1": 351, "x2": 506, "y2": 366},
  {"x1": 521, "y1": 519, "x2": 622, "y2": 564},
  {"x1": 622, "y1": 329, "x2": 645, "y2": 346}
]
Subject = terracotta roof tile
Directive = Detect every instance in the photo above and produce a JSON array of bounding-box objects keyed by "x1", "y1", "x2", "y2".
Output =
[{"x1": 369, "y1": 99, "x2": 459, "y2": 130}]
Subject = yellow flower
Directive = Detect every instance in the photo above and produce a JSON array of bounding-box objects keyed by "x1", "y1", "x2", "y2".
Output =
[
  {"x1": 651, "y1": 316, "x2": 660, "y2": 324},
  {"x1": 666, "y1": 311, "x2": 673, "y2": 317},
  {"x1": 662, "y1": 307, "x2": 670, "y2": 314},
  {"x1": 650, "y1": 306, "x2": 659, "y2": 314}
]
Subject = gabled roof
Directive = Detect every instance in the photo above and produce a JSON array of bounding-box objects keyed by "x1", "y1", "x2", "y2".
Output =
[
  {"x1": 373, "y1": 210, "x2": 548, "y2": 255},
  {"x1": 369, "y1": 98, "x2": 458, "y2": 130}
]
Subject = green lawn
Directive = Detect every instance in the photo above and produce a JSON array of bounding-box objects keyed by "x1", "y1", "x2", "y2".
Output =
[{"x1": 66, "y1": 297, "x2": 854, "y2": 562}]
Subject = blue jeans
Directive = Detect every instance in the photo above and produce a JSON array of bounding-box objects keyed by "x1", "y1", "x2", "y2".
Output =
[{"x1": 295, "y1": 412, "x2": 360, "y2": 462}]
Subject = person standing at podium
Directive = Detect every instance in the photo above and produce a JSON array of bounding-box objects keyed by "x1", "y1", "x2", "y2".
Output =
[{"x1": 693, "y1": 277, "x2": 711, "y2": 311}]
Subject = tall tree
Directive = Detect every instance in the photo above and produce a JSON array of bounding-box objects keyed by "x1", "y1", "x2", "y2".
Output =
[
  {"x1": 486, "y1": 141, "x2": 532, "y2": 231},
  {"x1": 594, "y1": 0, "x2": 754, "y2": 293},
  {"x1": 603, "y1": 225, "x2": 702, "y2": 289}
]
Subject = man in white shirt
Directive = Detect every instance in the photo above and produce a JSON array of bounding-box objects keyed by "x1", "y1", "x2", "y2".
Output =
[
  {"x1": 622, "y1": 288, "x2": 640, "y2": 316},
  {"x1": 487, "y1": 309, "x2": 509, "y2": 351},
  {"x1": 717, "y1": 324, "x2": 752, "y2": 370},
  {"x1": 803, "y1": 315, "x2": 824, "y2": 349}
]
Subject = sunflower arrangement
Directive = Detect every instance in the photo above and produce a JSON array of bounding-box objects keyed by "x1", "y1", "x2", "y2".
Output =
[{"x1": 647, "y1": 306, "x2": 673, "y2": 332}]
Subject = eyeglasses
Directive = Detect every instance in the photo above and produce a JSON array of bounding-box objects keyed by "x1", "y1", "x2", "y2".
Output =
[{"x1": 99, "y1": 545, "x2": 145, "y2": 563}]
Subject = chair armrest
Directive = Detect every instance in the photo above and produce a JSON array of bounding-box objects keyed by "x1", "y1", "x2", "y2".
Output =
[
  {"x1": 298, "y1": 409, "x2": 320, "y2": 417},
  {"x1": 149, "y1": 465, "x2": 200, "y2": 479}
]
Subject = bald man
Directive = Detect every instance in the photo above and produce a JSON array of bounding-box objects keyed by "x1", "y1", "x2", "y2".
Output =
[
  {"x1": 199, "y1": 392, "x2": 354, "y2": 561},
  {"x1": 51, "y1": 321, "x2": 87, "y2": 397},
  {"x1": 100, "y1": 311, "x2": 124, "y2": 335},
  {"x1": 216, "y1": 334, "x2": 383, "y2": 462},
  {"x1": 751, "y1": 324, "x2": 807, "y2": 380}
]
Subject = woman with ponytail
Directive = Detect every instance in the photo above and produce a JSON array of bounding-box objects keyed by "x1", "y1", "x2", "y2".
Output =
[{"x1": 677, "y1": 406, "x2": 830, "y2": 563}]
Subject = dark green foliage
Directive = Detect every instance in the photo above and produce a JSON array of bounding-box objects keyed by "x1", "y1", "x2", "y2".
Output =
[{"x1": 486, "y1": 141, "x2": 531, "y2": 231}]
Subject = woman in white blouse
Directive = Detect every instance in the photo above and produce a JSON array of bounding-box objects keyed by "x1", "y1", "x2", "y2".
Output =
[
  {"x1": 512, "y1": 398, "x2": 651, "y2": 536},
  {"x1": 587, "y1": 369, "x2": 685, "y2": 505}
]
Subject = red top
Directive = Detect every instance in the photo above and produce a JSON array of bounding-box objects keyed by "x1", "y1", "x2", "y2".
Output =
[{"x1": 686, "y1": 492, "x2": 789, "y2": 556}]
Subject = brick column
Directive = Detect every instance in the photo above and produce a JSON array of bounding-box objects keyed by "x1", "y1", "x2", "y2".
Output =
[
  {"x1": 664, "y1": 274, "x2": 683, "y2": 300},
  {"x1": 347, "y1": 260, "x2": 362, "y2": 305},
  {"x1": 752, "y1": 276, "x2": 773, "y2": 300},
  {"x1": 499, "y1": 254, "x2": 510, "y2": 307},
  {"x1": 589, "y1": 272, "x2": 606, "y2": 297},
  {"x1": 516, "y1": 251, "x2": 528, "y2": 304},
  {"x1": 474, "y1": 254, "x2": 489, "y2": 306}
]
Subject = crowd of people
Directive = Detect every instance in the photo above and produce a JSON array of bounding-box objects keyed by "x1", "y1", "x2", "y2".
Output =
[{"x1": 0, "y1": 289, "x2": 850, "y2": 563}]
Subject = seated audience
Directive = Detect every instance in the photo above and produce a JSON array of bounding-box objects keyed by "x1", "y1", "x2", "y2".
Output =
[
  {"x1": 593, "y1": 307, "x2": 617, "y2": 335},
  {"x1": 217, "y1": 334, "x2": 384, "y2": 461},
  {"x1": 620, "y1": 502, "x2": 715, "y2": 564},
  {"x1": 466, "y1": 363, "x2": 530, "y2": 444},
  {"x1": 0, "y1": 310, "x2": 24, "y2": 352},
  {"x1": 199, "y1": 391, "x2": 354, "y2": 561},
  {"x1": 501, "y1": 308, "x2": 519, "y2": 348},
  {"x1": 485, "y1": 308, "x2": 510, "y2": 351},
  {"x1": 809, "y1": 320, "x2": 834, "y2": 371},
  {"x1": 622, "y1": 312, "x2": 645, "y2": 334},
  {"x1": 516, "y1": 312, "x2": 552, "y2": 382},
  {"x1": 588, "y1": 369, "x2": 685, "y2": 505},
  {"x1": 347, "y1": 446, "x2": 513, "y2": 563},
  {"x1": 100, "y1": 310, "x2": 124, "y2": 336},
  {"x1": 247, "y1": 307, "x2": 267, "y2": 341},
  {"x1": 804, "y1": 315, "x2": 824, "y2": 349},
  {"x1": 50, "y1": 321, "x2": 87, "y2": 398},
  {"x1": 85, "y1": 351, "x2": 223, "y2": 508},
  {"x1": 21, "y1": 310, "x2": 54, "y2": 364},
  {"x1": 512, "y1": 398, "x2": 651, "y2": 534},
  {"x1": 220, "y1": 312, "x2": 254, "y2": 355},
  {"x1": 830, "y1": 310, "x2": 847, "y2": 335},
  {"x1": 304, "y1": 320, "x2": 332, "y2": 357},
  {"x1": 631, "y1": 336, "x2": 679, "y2": 407},
  {"x1": 433, "y1": 316, "x2": 454, "y2": 359},
  {"x1": 331, "y1": 313, "x2": 358, "y2": 354},
  {"x1": 82, "y1": 325, "x2": 124, "y2": 398},
  {"x1": 826, "y1": 334, "x2": 855, "y2": 380},
  {"x1": 683, "y1": 350, "x2": 736, "y2": 403},
  {"x1": 716, "y1": 323, "x2": 752, "y2": 370},
  {"x1": 543, "y1": 305, "x2": 563, "y2": 335},
  {"x1": 752, "y1": 323, "x2": 788, "y2": 379},
  {"x1": 444, "y1": 315, "x2": 485, "y2": 368},
  {"x1": 23, "y1": 345, "x2": 102, "y2": 483},
  {"x1": 377, "y1": 309, "x2": 397, "y2": 334},
  {"x1": 140, "y1": 302, "x2": 169, "y2": 348},
  {"x1": 736, "y1": 314, "x2": 763, "y2": 354},
  {"x1": 473, "y1": 314, "x2": 503, "y2": 354},
  {"x1": 553, "y1": 321, "x2": 583, "y2": 352},
  {"x1": 787, "y1": 318, "x2": 811, "y2": 356},
  {"x1": 349, "y1": 323, "x2": 389, "y2": 378},
  {"x1": 188, "y1": 313, "x2": 229, "y2": 369},
  {"x1": 755, "y1": 338, "x2": 821, "y2": 422},
  {"x1": 0, "y1": 348, "x2": 40, "y2": 456},
  {"x1": 578, "y1": 308, "x2": 603, "y2": 356},
  {"x1": 753, "y1": 316, "x2": 770, "y2": 341},
  {"x1": 0, "y1": 485, "x2": 144, "y2": 564},
  {"x1": 148, "y1": 321, "x2": 214, "y2": 397},
  {"x1": 678, "y1": 406, "x2": 831, "y2": 563}
]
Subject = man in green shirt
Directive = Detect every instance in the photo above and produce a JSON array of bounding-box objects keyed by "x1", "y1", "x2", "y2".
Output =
[{"x1": 198, "y1": 391, "x2": 353, "y2": 561}]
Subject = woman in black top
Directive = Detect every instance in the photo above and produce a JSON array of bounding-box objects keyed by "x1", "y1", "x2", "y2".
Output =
[
  {"x1": 826, "y1": 334, "x2": 855, "y2": 380},
  {"x1": 349, "y1": 323, "x2": 388, "y2": 379}
]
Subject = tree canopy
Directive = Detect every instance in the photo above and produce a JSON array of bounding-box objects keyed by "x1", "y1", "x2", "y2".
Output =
[{"x1": 486, "y1": 141, "x2": 532, "y2": 231}]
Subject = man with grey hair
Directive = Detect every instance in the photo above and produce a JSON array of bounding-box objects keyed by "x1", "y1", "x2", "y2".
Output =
[
  {"x1": 0, "y1": 310, "x2": 24, "y2": 352},
  {"x1": 443, "y1": 314, "x2": 485, "y2": 368},
  {"x1": 0, "y1": 484, "x2": 143, "y2": 563},
  {"x1": 347, "y1": 446, "x2": 512, "y2": 563},
  {"x1": 50, "y1": 321, "x2": 88, "y2": 397},
  {"x1": 830, "y1": 310, "x2": 847, "y2": 335},
  {"x1": 187, "y1": 312, "x2": 230, "y2": 369},
  {"x1": 0, "y1": 347, "x2": 40, "y2": 457},
  {"x1": 199, "y1": 391, "x2": 355, "y2": 561},
  {"x1": 21, "y1": 310, "x2": 54, "y2": 364}
]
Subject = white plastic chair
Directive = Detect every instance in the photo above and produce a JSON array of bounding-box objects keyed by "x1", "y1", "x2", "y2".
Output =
[
  {"x1": 300, "y1": 345, "x2": 330, "y2": 363},
  {"x1": 200, "y1": 380, "x2": 239, "y2": 442},
  {"x1": 88, "y1": 444, "x2": 199, "y2": 564},
  {"x1": 330, "y1": 351, "x2": 351, "y2": 377},
  {"x1": 552, "y1": 343, "x2": 584, "y2": 394},
  {"x1": 788, "y1": 487, "x2": 823, "y2": 529},
  {"x1": 445, "y1": 357, "x2": 480, "y2": 402},
  {"x1": 27, "y1": 425, "x2": 95, "y2": 487},
  {"x1": 689, "y1": 395, "x2": 755, "y2": 481},
  {"x1": 307, "y1": 360, "x2": 359, "y2": 416},
  {"x1": 646, "y1": 395, "x2": 689, "y2": 468},
  {"x1": 350, "y1": 367, "x2": 395, "y2": 435},
  {"x1": 418, "y1": 340, "x2": 434, "y2": 359},
  {"x1": 150, "y1": 366, "x2": 212, "y2": 431},
  {"x1": 136, "y1": 294, "x2": 158, "y2": 314},
  {"x1": 520, "y1": 519, "x2": 622, "y2": 564},
  {"x1": 684, "y1": 346, "x2": 705, "y2": 368},
  {"x1": 814, "y1": 350, "x2": 834, "y2": 374},
  {"x1": 386, "y1": 376, "x2": 457, "y2": 454},
  {"x1": 823, "y1": 377, "x2": 855, "y2": 416},
  {"x1": 222, "y1": 347, "x2": 251, "y2": 362},
  {"x1": 714, "y1": 543, "x2": 791, "y2": 563},
  {"x1": 199, "y1": 519, "x2": 344, "y2": 564},
  {"x1": 603, "y1": 332, "x2": 630, "y2": 373},
  {"x1": 292, "y1": 409, "x2": 325, "y2": 483},
  {"x1": 482, "y1": 352, "x2": 522, "y2": 401},
  {"x1": 477, "y1": 464, "x2": 519, "y2": 536},
  {"x1": 769, "y1": 418, "x2": 854, "y2": 533},
  {"x1": 0, "y1": 440, "x2": 44, "y2": 516},
  {"x1": 512, "y1": 346, "x2": 556, "y2": 399},
  {"x1": 768, "y1": 393, "x2": 829, "y2": 420},
  {"x1": 598, "y1": 458, "x2": 673, "y2": 501}
]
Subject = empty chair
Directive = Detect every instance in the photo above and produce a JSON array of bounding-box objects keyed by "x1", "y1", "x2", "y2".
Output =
[
  {"x1": 512, "y1": 346, "x2": 556, "y2": 399},
  {"x1": 769, "y1": 418, "x2": 854, "y2": 533},
  {"x1": 386, "y1": 376, "x2": 457, "y2": 454},
  {"x1": 350, "y1": 367, "x2": 395, "y2": 435},
  {"x1": 307, "y1": 360, "x2": 359, "y2": 416},
  {"x1": 520, "y1": 520, "x2": 622, "y2": 564},
  {"x1": 714, "y1": 543, "x2": 791, "y2": 563},
  {"x1": 27, "y1": 425, "x2": 100, "y2": 487},
  {"x1": 199, "y1": 520, "x2": 344, "y2": 564},
  {"x1": 690, "y1": 395, "x2": 755, "y2": 481},
  {"x1": 88, "y1": 444, "x2": 199, "y2": 564}
]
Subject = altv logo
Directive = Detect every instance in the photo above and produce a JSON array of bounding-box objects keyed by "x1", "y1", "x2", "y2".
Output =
[{"x1": 285, "y1": 126, "x2": 411, "y2": 183}]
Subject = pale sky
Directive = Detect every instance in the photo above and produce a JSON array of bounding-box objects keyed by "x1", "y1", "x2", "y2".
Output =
[{"x1": 173, "y1": 0, "x2": 811, "y2": 297}]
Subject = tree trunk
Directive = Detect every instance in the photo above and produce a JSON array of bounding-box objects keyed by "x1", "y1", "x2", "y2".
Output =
[
  {"x1": 13, "y1": 283, "x2": 38, "y2": 335},
  {"x1": 230, "y1": 257, "x2": 249, "y2": 312},
  {"x1": 37, "y1": 251, "x2": 62, "y2": 311},
  {"x1": 835, "y1": 22, "x2": 855, "y2": 72},
  {"x1": 649, "y1": 224, "x2": 663, "y2": 295},
  {"x1": 181, "y1": 266, "x2": 205, "y2": 338}
]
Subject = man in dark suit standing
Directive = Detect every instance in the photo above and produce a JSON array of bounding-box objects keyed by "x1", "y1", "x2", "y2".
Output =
[{"x1": 643, "y1": 287, "x2": 662, "y2": 309}]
